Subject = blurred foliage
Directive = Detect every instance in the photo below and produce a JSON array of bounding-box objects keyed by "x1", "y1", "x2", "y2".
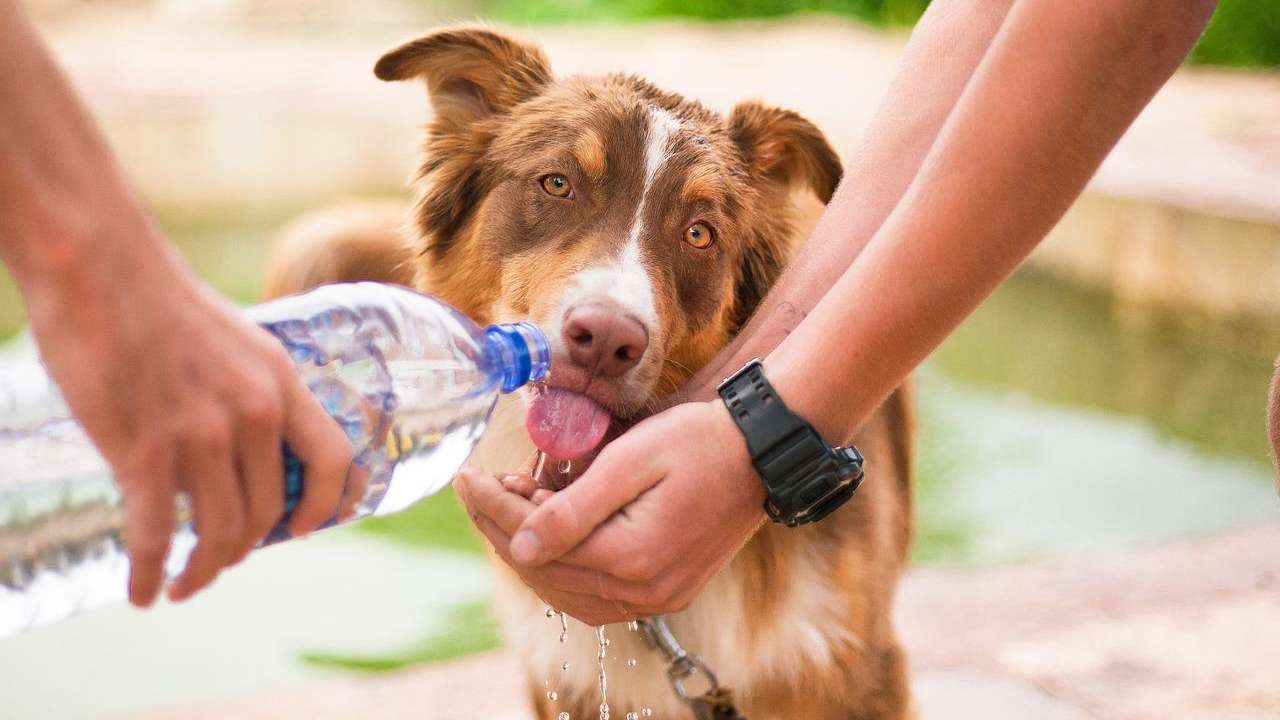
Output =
[
  {"x1": 357, "y1": 488, "x2": 486, "y2": 554},
  {"x1": 487, "y1": 0, "x2": 1280, "y2": 68},
  {"x1": 487, "y1": 0, "x2": 927, "y2": 25},
  {"x1": 300, "y1": 599, "x2": 499, "y2": 671},
  {"x1": 1191, "y1": 0, "x2": 1280, "y2": 67}
]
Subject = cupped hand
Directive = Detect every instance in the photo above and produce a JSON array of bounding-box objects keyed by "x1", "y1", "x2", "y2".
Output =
[
  {"x1": 454, "y1": 400, "x2": 765, "y2": 626},
  {"x1": 24, "y1": 239, "x2": 353, "y2": 607}
]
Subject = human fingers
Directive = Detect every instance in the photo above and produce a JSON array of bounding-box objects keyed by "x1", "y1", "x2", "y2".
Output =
[
  {"x1": 510, "y1": 432, "x2": 663, "y2": 566},
  {"x1": 120, "y1": 442, "x2": 177, "y2": 607},
  {"x1": 169, "y1": 413, "x2": 244, "y2": 602},
  {"x1": 230, "y1": 380, "x2": 285, "y2": 563},
  {"x1": 280, "y1": 375, "x2": 353, "y2": 537}
]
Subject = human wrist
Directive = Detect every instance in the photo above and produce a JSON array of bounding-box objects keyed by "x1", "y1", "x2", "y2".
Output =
[{"x1": 705, "y1": 398, "x2": 768, "y2": 510}]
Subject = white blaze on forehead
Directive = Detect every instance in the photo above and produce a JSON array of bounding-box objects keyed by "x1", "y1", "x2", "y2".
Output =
[
  {"x1": 545, "y1": 107, "x2": 681, "y2": 357},
  {"x1": 626, "y1": 107, "x2": 681, "y2": 248}
]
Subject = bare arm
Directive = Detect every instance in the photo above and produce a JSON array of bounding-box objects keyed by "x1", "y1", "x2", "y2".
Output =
[
  {"x1": 682, "y1": 0, "x2": 1016, "y2": 397},
  {"x1": 766, "y1": 0, "x2": 1218, "y2": 443},
  {"x1": 0, "y1": 2, "x2": 351, "y2": 605}
]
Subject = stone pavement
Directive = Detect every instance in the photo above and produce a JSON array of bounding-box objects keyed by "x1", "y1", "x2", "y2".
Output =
[{"x1": 142, "y1": 523, "x2": 1280, "y2": 720}]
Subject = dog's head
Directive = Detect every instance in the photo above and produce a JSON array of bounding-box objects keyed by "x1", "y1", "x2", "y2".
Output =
[{"x1": 377, "y1": 25, "x2": 840, "y2": 462}]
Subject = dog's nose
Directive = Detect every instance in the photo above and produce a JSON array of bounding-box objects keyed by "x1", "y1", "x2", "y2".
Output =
[{"x1": 562, "y1": 302, "x2": 648, "y2": 377}]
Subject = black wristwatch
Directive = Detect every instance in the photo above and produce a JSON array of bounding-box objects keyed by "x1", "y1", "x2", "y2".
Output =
[{"x1": 717, "y1": 358, "x2": 864, "y2": 527}]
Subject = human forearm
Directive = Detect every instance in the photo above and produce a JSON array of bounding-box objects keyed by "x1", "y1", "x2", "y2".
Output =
[
  {"x1": 768, "y1": 0, "x2": 1217, "y2": 443},
  {"x1": 0, "y1": 2, "x2": 354, "y2": 605},
  {"x1": 682, "y1": 0, "x2": 1015, "y2": 398},
  {"x1": 0, "y1": 1, "x2": 173, "y2": 295}
]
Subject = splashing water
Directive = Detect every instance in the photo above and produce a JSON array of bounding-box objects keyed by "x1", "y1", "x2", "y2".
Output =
[{"x1": 559, "y1": 713, "x2": 571, "y2": 720}]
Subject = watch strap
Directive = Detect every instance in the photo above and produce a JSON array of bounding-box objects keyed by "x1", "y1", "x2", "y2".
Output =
[{"x1": 717, "y1": 359, "x2": 863, "y2": 526}]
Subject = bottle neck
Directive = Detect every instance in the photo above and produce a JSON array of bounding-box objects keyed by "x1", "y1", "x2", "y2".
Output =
[{"x1": 485, "y1": 322, "x2": 551, "y2": 393}]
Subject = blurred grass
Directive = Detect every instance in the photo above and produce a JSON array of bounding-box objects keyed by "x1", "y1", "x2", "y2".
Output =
[
  {"x1": 487, "y1": 0, "x2": 927, "y2": 25},
  {"x1": 356, "y1": 489, "x2": 486, "y2": 555},
  {"x1": 1192, "y1": 0, "x2": 1280, "y2": 67},
  {"x1": 300, "y1": 599, "x2": 499, "y2": 671},
  {"x1": 486, "y1": 0, "x2": 1280, "y2": 68}
]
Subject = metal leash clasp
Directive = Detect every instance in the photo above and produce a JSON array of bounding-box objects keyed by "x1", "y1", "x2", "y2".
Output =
[{"x1": 638, "y1": 617, "x2": 744, "y2": 720}]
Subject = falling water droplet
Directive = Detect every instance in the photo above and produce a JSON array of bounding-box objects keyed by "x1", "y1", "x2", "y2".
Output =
[
  {"x1": 559, "y1": 611, "x2": 569, "y2": 643},
  {"x1": 626, "y1": 658, "x2": 637, "y2": 668},
  {"x1": 597, "y1": 626, "x2": 611, "y2": 720},
  {"x1": 641, "y1": 709, "x2": 653, "y2": 718},
  {"x1": 562, "y1": 661, "x2": 571, "y2": 671},
  {"x1": 559, "y1": 459, "x2": 572, "y2": 475},
  {"x1": 560, "y1": 632, "x2": 568, "y2": 643},
  {"x1": 559, "y1": 713, "x2": 571, "y2": 720},
  {"x1": 547, "y1": 691, "x2": 559, "y2": 701},
  {"x1": 546, "y1": 608, "x2": 556, "y2": 619}
]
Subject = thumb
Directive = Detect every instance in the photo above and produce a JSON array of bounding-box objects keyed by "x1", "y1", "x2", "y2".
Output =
[{"x1": 510, "y1": 434, "x2": 660, "y2": 566}]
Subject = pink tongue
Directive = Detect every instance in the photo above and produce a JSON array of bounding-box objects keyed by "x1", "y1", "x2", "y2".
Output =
[{"x1": 526, "y1": 387, "x2": 611, "y2": 460}]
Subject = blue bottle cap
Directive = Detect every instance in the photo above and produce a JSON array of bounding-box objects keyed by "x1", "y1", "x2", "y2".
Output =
[{"x1": 485, "y1": 322, "x2": 551, "y2": 393}]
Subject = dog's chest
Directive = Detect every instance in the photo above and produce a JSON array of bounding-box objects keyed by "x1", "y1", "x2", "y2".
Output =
[{"x1": 494, "y1": 535, "x2": 859, "y2": 720}]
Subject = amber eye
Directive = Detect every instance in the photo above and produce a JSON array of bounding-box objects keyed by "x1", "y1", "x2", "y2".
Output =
[
  {"x1": 540, "y1": 173, "x2": 573, "y2": 198},
  {"x1": 684, "y1": 222, "x2": 714, "y2": 249}
]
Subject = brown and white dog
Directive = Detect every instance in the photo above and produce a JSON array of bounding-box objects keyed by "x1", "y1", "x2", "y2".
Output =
[{"x1": 264, "y1": 25, "x2": 915, "y2": 720}]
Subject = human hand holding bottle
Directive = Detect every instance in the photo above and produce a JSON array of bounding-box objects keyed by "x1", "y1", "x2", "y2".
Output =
[{"x1": 0, "y1": 0, "x2": 353, "y2": 606}]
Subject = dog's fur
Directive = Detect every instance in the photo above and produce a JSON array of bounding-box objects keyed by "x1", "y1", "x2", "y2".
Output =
[{"x1": 263, "y1": 26, "x2": 915, "y2": 720}]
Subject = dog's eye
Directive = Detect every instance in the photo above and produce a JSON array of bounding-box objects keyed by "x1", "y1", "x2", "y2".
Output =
[
  {"x1": 540, "y1": 174, "x2": 573, "y2": 199},
  {"x1": 684, "y1": 222, "x2": 714, "y2": 249}
]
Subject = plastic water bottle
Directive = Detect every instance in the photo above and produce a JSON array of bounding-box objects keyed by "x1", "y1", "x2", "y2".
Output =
[{"x1": 0, "y1": 282, "x2": 549, "y2": 639}]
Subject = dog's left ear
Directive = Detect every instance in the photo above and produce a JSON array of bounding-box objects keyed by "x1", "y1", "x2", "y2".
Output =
[
  {"x1": 374, "y1": 26, "x2": 551, "y2": 263},
  {"x1": 374, "y1": 25, "x2": 552, "y2": 125},
  {"x1": 728, "y1": 101, "x2": 842, "y2": 203},
  {"x1": 727, "y1": 102, "x2": 841, "y2": 330}
]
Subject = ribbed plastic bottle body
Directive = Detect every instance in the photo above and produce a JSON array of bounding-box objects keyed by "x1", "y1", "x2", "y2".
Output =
[{"x1": 0, "y1": 283, "x2": 549, "y2": 639}]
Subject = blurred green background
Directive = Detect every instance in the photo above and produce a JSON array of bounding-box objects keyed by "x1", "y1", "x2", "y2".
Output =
[{"x1": 485, "y1": 0, "x2": 1280, "y2": 67}]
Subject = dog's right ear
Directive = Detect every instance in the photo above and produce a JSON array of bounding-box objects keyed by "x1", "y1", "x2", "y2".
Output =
[{"x1": 374, "y1": 25, "x2": 552, "y2": 125}]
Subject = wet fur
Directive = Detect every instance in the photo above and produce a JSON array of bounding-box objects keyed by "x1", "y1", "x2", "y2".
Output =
[{"x1": 264, "y1": 25, "x2": 915, "y2": 720}]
